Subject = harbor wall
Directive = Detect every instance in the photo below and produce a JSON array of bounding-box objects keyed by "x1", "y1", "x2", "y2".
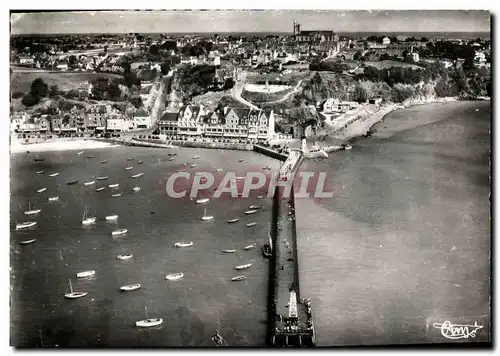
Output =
[
  {"x1": 253, "y1": 145, "x2": 288, "y2": 161},
  {"x1": 96, "y1": 138, "x2": 253, "y2": 151}
]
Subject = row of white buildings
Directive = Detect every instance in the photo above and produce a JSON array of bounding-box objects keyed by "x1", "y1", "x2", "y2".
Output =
[{"x1": 158, "y1": 104, "x2": 276, "y2": 140}]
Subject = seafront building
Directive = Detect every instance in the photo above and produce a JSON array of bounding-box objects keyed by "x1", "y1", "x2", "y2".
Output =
[{"x1": 158, "y1": 104, "x2": 276, "y2": 141}]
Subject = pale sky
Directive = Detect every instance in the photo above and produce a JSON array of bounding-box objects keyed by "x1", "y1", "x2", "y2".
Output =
[{"x1": 11, "y1": 10, "x2": 490, "y2": 35}]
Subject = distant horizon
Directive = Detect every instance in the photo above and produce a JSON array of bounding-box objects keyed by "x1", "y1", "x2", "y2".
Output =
[
  {"x1": 10, "y1": 30, "x2": 491, "y2": 38},
  {"x1": 11, "y1": 10, "x2": 490, "y2": 35}
]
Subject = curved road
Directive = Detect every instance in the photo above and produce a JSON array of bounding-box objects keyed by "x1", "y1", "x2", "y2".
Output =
[{"x1": 230, "y1": 71, "x2": 260, "y2": 110}]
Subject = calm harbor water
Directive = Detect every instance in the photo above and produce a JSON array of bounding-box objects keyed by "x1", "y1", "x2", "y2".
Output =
[
  {"x1": 10, "y1": 101, "x2": 490, "y2": 346},
  {"x1": 10, "y1": 147, "x2": 279, "y2": 347},
  {"x1": 296, "y1": 100, "x2": 491, "y2": 345}
]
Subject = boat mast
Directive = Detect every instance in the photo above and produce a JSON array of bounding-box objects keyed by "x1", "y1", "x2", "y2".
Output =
[
  {"x1": 145, "y1": 305, "x2": 148, "y2": 319},
  {"x1": 68, "y1": 279, "x2": 73, "y2": 294},
  {"x1": 203, "y1": 208, "x2": 207, "y2": 217},
  {"x1": 268, "y1": 223, "x2": 273, "y2": 251}
]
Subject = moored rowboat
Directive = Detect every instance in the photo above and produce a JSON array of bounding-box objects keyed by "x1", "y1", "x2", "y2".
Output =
[
  {"x1": 120, "y1": 283, "x2": 141, "y2": 291},
  {"x1": 77, "y1": 270, "x2": 95, "y2": 278},
  {"x1": 20, "y1": 239, "x2": 36, "y2": 245},
  {"x1": 165, "y1": 273, "x2": 184, "y2": 281}
]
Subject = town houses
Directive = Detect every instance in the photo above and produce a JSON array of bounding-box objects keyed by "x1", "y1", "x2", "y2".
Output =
[
  {"x1": 10, "y1": 104, "x2": 154, "y2": 135},
  {"x1": 158, "y1": 104, "x2": 276, "y2": 142}
]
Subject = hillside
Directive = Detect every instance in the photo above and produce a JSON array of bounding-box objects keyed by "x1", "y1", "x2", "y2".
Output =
[{"x1": 10, "y1": 72, "x2": 122, "y2": 94}]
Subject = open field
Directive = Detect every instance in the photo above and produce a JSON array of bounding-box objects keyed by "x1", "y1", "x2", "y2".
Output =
[
  {"x1": 363, "y1": 60, "x2": 423, "y2": 69},
  {"x1": 245, "y1": 70, "x2": 309, "y2": 86},
  {"x1": 10, "y1": 71, "x2": 123, "y2": 93}
]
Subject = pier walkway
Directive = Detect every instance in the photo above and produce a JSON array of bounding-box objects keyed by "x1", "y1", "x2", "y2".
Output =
[{"x1": 267, "y1": 148, "x2": 315, "y2": 347}]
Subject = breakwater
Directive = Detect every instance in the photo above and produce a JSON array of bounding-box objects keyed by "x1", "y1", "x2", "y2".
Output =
[{"x1": 266, "y1": 150, "x2": 315, "y2": 347}]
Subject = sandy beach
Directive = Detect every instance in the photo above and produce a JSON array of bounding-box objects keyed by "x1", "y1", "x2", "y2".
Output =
[{"x1": 9, "y1": 136, "x2": 120, "y2": 154}]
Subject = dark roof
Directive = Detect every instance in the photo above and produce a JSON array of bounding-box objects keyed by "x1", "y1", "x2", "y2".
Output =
[
  {"x1": 231, "y1": 108, "x2": 250, "y2": 120},
  {"x1": 190, "y1": 105, "x2": 201, "y2": 118},
  {"x1": 134, "y1": 108, "x2": 149, "y2": 117},
  {"x1": 298, "y1": 30, "x2": 335, "y2": 36},
  {"x1": 160, "y1": 112, "x2": 179, "y2": 122}
]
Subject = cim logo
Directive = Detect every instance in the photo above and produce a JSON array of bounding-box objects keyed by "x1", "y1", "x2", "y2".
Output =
[{"x1": 164, "y1": 169, "x2": 333, "y2": 200}]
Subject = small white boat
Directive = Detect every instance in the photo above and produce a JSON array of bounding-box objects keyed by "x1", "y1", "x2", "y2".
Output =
[
  {"x1": 131, "y1": 173, "x2": 144, "y2": 178},
  {"x1": 64, "y1": 278, "x2": 87, "y2": 299},
  {"x1": 244, "y1": 244, "x2": 256, "y2": 250},
  {"x1": 77, "y1": 270, "x2": 95, "y2": 278},
  {"x1": 174, "y1": 241, "x2": 193, "y2": 248},
  {"x1": 97, "y1": 176, "x2": 108, "y2": 180},
  {"x1": 117, "y1": 254, "x2": 133, "y2": 260},
  {"x1": 37, "y1": 188, "x2": 47, "y2": 193},
  {"x1": 20, "y1": 239, "x2": 36, "y2": 245},
  {"x1": 257, "y1": 195, "x2": 264, "y2": 199},
  {"x1": 137, "y1": 160, "x2": 143, "y2": 164},
  {"x1": 106, "y1": 215, "x2": 118, "y2": 221},
  {"x1": 125, "y1": 166, "x2": 133, "y2": 171},
  {"x1": 475, "y1": 108, "x2": 479, "y2": 112},
  {"x1": 112, "y1": 229, "x2": 128, "y2": 236},
  {"x1": 201, "y1": 208, "x2": 213, "y2": 221},
  {"x1": 24, "y1": 209, "x2": 41, "y2": 216},
  {"x1": 222, "y1": 249, "x2": 236, "y2": 253},
  {"x1": 15, "y1": 221, "x2": 37, "y2": 230},
  {"x1": 77, "y1": 151, "x2": 84, "y2": 156},
  {"x1": 165, "y1": 273, "x2": 184, "y2": 281},
  {"x1": 112, "y1": 193, "x2": 122, "y2": 197},
  {"x1": 249, "y1": 205, "x2": 263, "y2": 210},
  {"x1": 24, "y1": 203, "x2": 41, "y2": 215},
  {"x1": 196, "y1": 198, "x2": 209, "y2": 204},
  {"x1": 82, "y1": 208, "x2": 96, "y2": 226},
  {"x1": 345, "y1": 144, "x2": 353, "y2": 150},
  {"x1": 84, "y1": 181, "x2": 95, "y2": 186},
  {"x1": 193, "y1": 155, "x2": 200, "y2": 159},
  {"x1": 108, "y1": 184, "x2": 119, "y2": 188},
  {"x1": 133, "y1": 186, "x2": 141, "y2": 192},
  {"x1": 227, "y1": 218, "x2": 239, "y2": 223},
  {"x1": 231, "y1": 275, "x2": 247, "y2": 282},
  {"x1": 127, "y1": 157, "x2": 134, "y2": 161},
  {"x1": 48, "y1": 196, "x2": 59, "y2": 202},
  {"x1": 120, "y1": 283, "x2": 141, "y2": 291},
  {"x1": 246, "y1": 222, "x2": 257, "y2": 227},
  {"x1": 135, "y1": 306, "x2": 163, "y2": 327},
  {"x1": 168, "y1": 157, "x2": 175, "y2": 161},
  {"x1": 245, "y1": 210, "x2": 258, "y2": 215},
  {"x1": 189, "y1": 164, "x2": 198, "y2": 168},
  {"x1": 48, "y1": 173, "x2": 59, "y2": 177},
  {"x1": 216, "y1": 168, "x2": 223, "y2": 172},
  {"x1": 96, "y1": 187, "x2": 105, "y2": 192},
  {"x1": 235, "y1": 263, "x2": 252, "y2": 270},
  {"x1": 36, "y1": 170, "x2": 44, "y2": 174}
]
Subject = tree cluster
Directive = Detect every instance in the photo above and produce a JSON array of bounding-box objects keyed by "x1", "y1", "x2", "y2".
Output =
[
  {"x1": 21, "y1": 78, "x2": 49, "y2": 107},
  {"x1": 90, "y1": 76, "x2": 123, "y2": 101}
]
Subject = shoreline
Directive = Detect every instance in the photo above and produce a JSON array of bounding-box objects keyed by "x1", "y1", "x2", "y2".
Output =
[
  {"x1": 316, "y1": 96, "x2": 461, "y2": 150},
  {"x1": 9, "y1": 137, "x2": 120, "y2": 154}
]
